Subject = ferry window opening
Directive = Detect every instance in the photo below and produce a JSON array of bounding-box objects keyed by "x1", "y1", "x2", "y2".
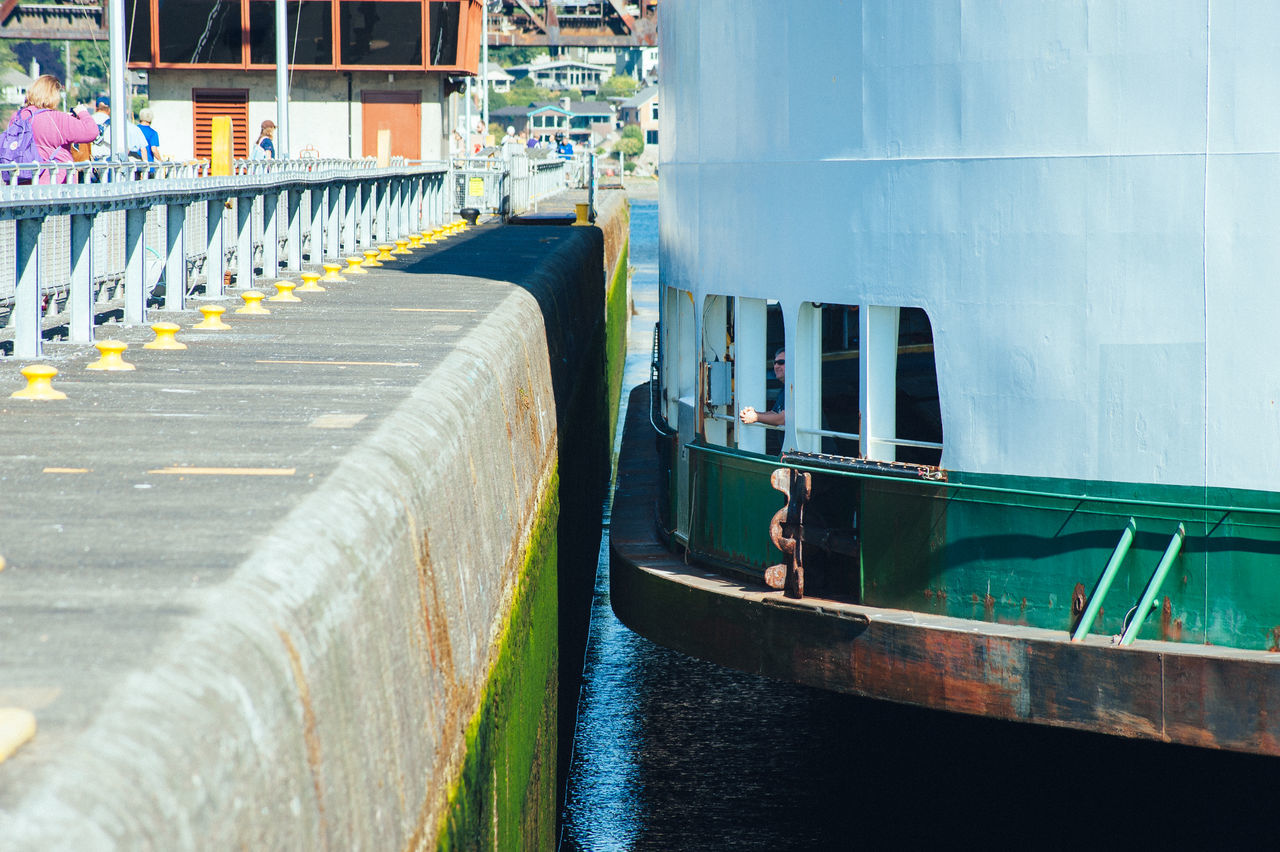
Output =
[
  {"x1": 700, "y1": 295, "x2": 735, "y2": 447},
  {"x1": 893, "y1": 308, "x2": 943, "y2": 466},
  {"x1": 816, "y1": 303, "x2": 861, "y2": 457}
]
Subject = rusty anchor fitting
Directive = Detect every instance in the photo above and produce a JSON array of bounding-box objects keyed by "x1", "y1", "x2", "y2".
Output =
[
  {"x1": 392, "y1": 239, "x2": 412, "y2": 255},
  {"x1": 297, "y1": 272, "x2": 326, "y2": 293},
  {"x1": 144, "y1": 322, "x2": 187, "y2": 350},
  {"x1": 764, "y1": 467, "x2": 811, "y2": 599},
  {"x1": 375, "y1": 244, "x2": 395, "y2": 262},
  {"x1": 192, "y1": 305, "x2": 231, "y2": 330},
  {"x1": 267, "y1": 281, "x2": 302, "y2": 302},
  {"x1": 344, "y1": 256, "x2": 368, "y2": 275},
  {"x1": 10, "y1": 364, "x2": 66, "y2": 400},
  {"x1": 235, "y1": 290, "x2": 270, "y2": 315},
  {"x1": 86, "y1": 339, "x2": 135, "y2": 371},
  {"x1": 361, "y1": 249, "x2": 383, "y2": 268}
]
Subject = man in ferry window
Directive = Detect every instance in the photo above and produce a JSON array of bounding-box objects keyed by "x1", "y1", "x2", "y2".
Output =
[{"x1": 738, "y1": 348, "x2": 786, "y2": 426}]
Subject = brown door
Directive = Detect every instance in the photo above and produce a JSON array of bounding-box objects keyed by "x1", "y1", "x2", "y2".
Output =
[
  {"x1": 193, "y1": 89, "x2": 249, "y2": 160},
  {"x1": 361, "y1": 91, "x2": 421, "y2": 160}
]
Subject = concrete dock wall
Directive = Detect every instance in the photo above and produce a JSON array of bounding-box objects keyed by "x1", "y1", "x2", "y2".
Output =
[{"x1": 0, "y1": 200, "x2": 627, "y2": 849}]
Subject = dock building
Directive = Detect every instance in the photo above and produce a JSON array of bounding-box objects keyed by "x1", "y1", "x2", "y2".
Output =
[{"x1": 124, "y1": 0, "x2": 483, "y2": 160}]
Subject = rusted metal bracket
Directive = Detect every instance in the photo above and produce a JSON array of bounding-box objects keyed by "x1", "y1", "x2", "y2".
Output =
[{"x1": 765, "y1": 467, "x2": 811, "y2": 599}]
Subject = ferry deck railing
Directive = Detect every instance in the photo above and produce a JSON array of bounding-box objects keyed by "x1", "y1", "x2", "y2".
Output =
[{"x1": 0, "y1": 157, "x2": 450, "y2": 358}]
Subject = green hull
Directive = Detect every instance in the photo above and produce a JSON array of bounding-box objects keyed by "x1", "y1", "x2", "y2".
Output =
[{"x1": 680, "y1": 440, "x2": 1280, "y2": 652}]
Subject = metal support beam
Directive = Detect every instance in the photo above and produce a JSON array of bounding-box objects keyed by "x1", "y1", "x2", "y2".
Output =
[
  {"x1": 236, "y1": 197, "x2": 254, "y2": 289},
  {"x1": 286, "y1": 190, "x2": 303, "y2": 271},
  {"x1": 123, "y1": 207, "x2": 146, "y2": 323},
  {"x1": 342, "y1": 183, "x2": 357, "y2": 256},
  {"x1": 262, "y1": 190, "x2": 280, "y2": 278},
  {"x1": 325, "y1": 185, "x2": 341, "y2": 260},
  {"x1": 1119, "y1": 524, "x2": 1187, "y2": 646},
  {"x1": 308, "y1": 188, "x2": 325, "y2": 264},
  {"x1": 13, "y1": 217, "x2": 42, "y2": 358},
  {"x1": 69, "y1": 213, "x2": 94, "y2": 343},
  {"x1": 164, "y1": 202, "x2": 187, "y2": 311},
  {"x1": 205, "y1": 199, "x2": 225, "y2": 297},
  {"x1": 1072, "y1": 518, "x2": 1138, "y2": 642}
]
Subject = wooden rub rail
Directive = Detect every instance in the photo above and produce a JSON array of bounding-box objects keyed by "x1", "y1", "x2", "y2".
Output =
[{"x1": 0, "y1": 158, "x2": 451, "y2": 359}]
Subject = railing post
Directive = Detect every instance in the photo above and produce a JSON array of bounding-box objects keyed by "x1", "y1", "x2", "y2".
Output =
[
  {"x1": 164, "y1": 202, "x2": 187, "y2": 311},
  {"x1": 286, "y1": 189, "x2": 303, "y2": 272},
  {"x1": 325, "y1": 184, "x2": 341, "y2": 261},
  {"x1": 262, "y1": 189, "x2": 280, "y2": 279},
  {"x1": 375, "y1": 180, "x2": 388, "y2": 243},
  {"x1": 309, "y1": 187, "x2": 325, "y2": 265},
  {"x1": 360, "y1": 181, "x2": 374, "y2": 248},
  {"x1": 205, "y1": 198, "x2": 225, "y2": 298},
  {"x1": 69, "y1": 213, "x2": 95, "y2": 343},
  {"x1": 342, "y1": 182, "x2": 357, "y2": 256},
  {"x1": 13, "y1": 217, "x2": 43, "y2": 358},
  {"x1": 124, "y1": 206, "x2": 147, "y2": 324},
  {"x1": 236, "y1": 196, "x2": 254, "y2": 289}
]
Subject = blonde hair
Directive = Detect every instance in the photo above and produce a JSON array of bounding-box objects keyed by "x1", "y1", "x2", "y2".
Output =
[{"x1": 25, "y1": 75, "x2": 64, "y2": 110}]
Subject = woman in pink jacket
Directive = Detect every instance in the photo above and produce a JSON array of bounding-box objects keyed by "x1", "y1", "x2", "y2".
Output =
[{"x1": 10, "y1": 75, "x2": 99, "y2": 184}]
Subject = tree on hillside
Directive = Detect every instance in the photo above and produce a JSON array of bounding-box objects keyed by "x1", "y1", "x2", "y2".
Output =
[
  {"x1": 613, "y1": 126, "x2": 643, "y2": 158},
  {"x1": 489, "y1": 46, "x2": 545, "y2": 66},
  {"x1": 600, "y1": 74, "x2": 639, "y2": 99}
]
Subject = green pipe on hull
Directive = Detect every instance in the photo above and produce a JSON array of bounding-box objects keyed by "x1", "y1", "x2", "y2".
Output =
[
  {"x1": 1119, "y1": 523, "x2": 1186, "y2": 646},
  {"x1": 1071, "y1": 518, "x2": 1137, "y2": 642}
]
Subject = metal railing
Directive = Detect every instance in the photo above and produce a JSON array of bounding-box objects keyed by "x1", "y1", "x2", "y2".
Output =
[
  {"x1": 451, "y1": 147, "x2": 570, "y2": 216},
  {"x1": 0, "y1": 159, "x2": 451, "y2": 358}
]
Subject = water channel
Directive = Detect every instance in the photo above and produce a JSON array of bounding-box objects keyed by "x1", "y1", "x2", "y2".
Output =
[{"x1": 557, "y1": 197, "x2": 1273, "y2": 850}]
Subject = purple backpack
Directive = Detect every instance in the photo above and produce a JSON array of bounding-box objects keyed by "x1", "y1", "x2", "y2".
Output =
[{"x1": 0, "y1": 107, "x2": 47, "y2": 182}]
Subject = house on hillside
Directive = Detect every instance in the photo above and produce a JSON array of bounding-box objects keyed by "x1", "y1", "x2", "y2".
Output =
[
  {"x1": 489, "y1": 97, "x2": 615, "y2": 149},
  {"x1": 617, "y1": 85, "x2": 658, "y2": 147},
  {"x1": 504, "y1": 58, "x2": 612, "y2": 96},
  {"x1": 481, "y1": 61, "x2": 513, "y2": 94},
  {"x1": 0, "y1": 68, "x2": 33, "y2": 106},
  {"x1": 125, "y1": 0, "x2": 483, "y2": 161}
]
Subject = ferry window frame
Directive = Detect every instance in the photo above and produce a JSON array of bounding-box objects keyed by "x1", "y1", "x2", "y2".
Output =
[
  {"x1": 731, "y1": 297, "x2": 785, "y2": 456},
  {"x1": 127, "y1": 0, "x2": 481, "y2": 72},
  {"x1": 699, "y1": 294, "x2": 736, "y2": 448}
]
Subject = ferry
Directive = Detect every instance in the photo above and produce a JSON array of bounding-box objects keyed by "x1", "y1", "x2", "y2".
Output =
[{"x1": 609, "y1": 0, "x2": 1280, "y2": 755}]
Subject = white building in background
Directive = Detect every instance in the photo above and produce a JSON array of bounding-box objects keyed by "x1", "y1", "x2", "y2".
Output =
[
  {"x1": 505, "y1": 58, "x2": 612, "y2": 95},
  {"x1": 0, "y1": 68, "x2": 33, "y2": 106}
]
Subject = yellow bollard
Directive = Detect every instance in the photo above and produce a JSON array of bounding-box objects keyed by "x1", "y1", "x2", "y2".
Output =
[
  {"x1": 297, "y1": 272, "x2": 326, "y2": 292},
  {"x1": 0, "y1": 707, "x2": 37, "y2": 762},
  {"x1": 86, "y1": 339, "x2": 135, "y2": 371},
  {"x1": 392, "y1": 239, "x2": 412, "y2": 255},
  {"x1": 144, "y1": 322, "x2": 187, "y2": 350},
  {"x1": 320, "y1": 263, "x2": 347, "y2": 283},
  {"x1": 192, "y1": 305, "x2": 231, "y2": 330},
  {"x1": 420, "y1": 229, "x2": 435, "y2": 245},
  {"x1": 10, "y1": 364, "x2": 66, "y2": 400},
  {"x1": 574, "y1": 202, "x2": 590, "y2": 225},
  {"x1": 408, "y1": 234, "x2": 423, "y2": 248},
  {"x1": 235, "y1": 290, "x2": 271, "y2": 314},
  {"x1": 267, "y1": 281, "x2": 302, "y2": 302},
  {"x1": 361, "y1": 249, "x2": 382, "y2": 268},
  {"x1": 376, "y1": 244, "x2": 395, "y2": 261},
  {"x1": 344, "y1": 256, "x2": 369, "y2": 275}
]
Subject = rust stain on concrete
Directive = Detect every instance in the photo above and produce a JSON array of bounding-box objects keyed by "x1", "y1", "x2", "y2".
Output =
[{"x1": 277, "y1": 627, "x2": 329, "y2": 849}]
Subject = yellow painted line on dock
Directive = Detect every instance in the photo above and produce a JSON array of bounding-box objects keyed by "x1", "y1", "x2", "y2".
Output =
[
  {"x1": 309, "y1": 414, "x2": 367, "y2": 429},
  {"x1": 391, "y1": 308, "x2": 477, "y2": 313},
  {"x1": 0, "y1": 708, "x2": 37, "y2": 764},
  {"x1": 43, "y1": 467, "x2": 91, "y2": 474},
  {"x1": 147, "y1": 467, "x2": 297, "y2": 476},
  {"x1": 255, "y1": 360, "x2": 420, "y2": 367}
]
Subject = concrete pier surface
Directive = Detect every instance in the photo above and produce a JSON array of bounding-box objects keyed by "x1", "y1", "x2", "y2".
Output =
[{"x1": 0, "y1": 191, "x2": 628, "y2": 849}]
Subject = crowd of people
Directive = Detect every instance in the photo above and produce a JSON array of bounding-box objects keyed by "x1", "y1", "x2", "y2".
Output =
[{"x1": 0, "y1": 74, "x2": 170, "y2": 183}]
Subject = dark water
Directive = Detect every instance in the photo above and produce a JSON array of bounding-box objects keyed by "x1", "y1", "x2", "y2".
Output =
[{"x1": 558, "y1": 200, "x2": 1276, "y2": 850}]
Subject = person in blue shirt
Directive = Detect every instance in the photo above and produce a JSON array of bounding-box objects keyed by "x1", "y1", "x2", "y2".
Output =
[
  {"x1": 137, "y1": 108, "x2": 160, "y2": 161},
  {"x1": 252, "y1": 120, "x2": 276, "y2": 159},
  {"x1": 555, "y1": 133, "x2": 574, "y2": 160}
]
